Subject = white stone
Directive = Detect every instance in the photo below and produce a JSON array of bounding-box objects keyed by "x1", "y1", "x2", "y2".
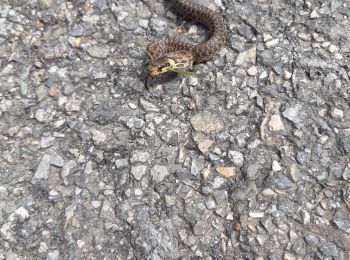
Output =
[
  {"x1": 91, "y1": 129, "x2": 106, "y2": 144},
  {"x1": 330, "y1": 107, "x2": 343, "y2": 120},
  {"x1": 283, "y1": 70, "x2": 292, "y2": 80},
  {"x1": 249, "y1": 210, "x2": 264, "y2": 218},
  {"x1": 235, "y1": 46, "x2": 256, "y2": 66},
  {"x1": 310, "y1": 9, "x2": 320, "y2": 18},
  {"x1": 265, "y1": 38, "x2": 279, "y2": 48},
  {"x1": 272, "y1": 160, "x2": 283, "y2": 172},
  {"x1": 328, "y1": 44, "x2": 338, "y2": 53},
  {"x1": 321, "y1": 42, "x2": 330, "y2": 48},
  {"x1": 247, "y1": 66, "x2": 258, "y2": 76},
  {"x1": 38, "y1": 242, "x2": 49, "y2": 253},
  {"x1": 15, "y1": 207, "x2": 29, "y2": 220},
  {"x1": 269, "y1": 114, "x2": 285, "y2": 131},
  {"x1": 188, "y1": 76, "x2": 198, "y2": 86},
  {"x1": 262, "y1": 33, "x2": 273, "y2": 42}
]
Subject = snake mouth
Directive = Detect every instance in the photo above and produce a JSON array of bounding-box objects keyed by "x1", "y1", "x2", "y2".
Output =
[
  {"x1": 148, "y1": 66, "x2": 163, "y2": 77},
  {"x1": 148, "y1": 58, "x2": 172, "y2": 77},
  {"x1": 148, "y1": 56, "x2": 194, "y2": 77},
  {"x1": 148, "y1": 61, "x2": 173, "y2": 77}
]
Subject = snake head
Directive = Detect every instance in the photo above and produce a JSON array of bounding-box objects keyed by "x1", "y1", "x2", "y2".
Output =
[
  {"x1": 148, "y1": 57, "x2": 176, "y2": 77},
  {"x1": 148, "y1": 51, "x2": 194, "y2": 77}
]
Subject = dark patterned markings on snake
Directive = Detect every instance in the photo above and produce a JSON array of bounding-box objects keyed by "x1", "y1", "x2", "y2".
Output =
[{"x1": 147, "y1": 0, "x2": 226, "y2": 77}]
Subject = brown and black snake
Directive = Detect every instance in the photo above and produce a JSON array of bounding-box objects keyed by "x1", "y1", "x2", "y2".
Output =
[{"x1": 147, "y1": 0, "x2": 226, "y2": 77}]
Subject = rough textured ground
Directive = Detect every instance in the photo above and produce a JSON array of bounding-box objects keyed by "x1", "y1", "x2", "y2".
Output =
[{"x1": 0, "y1": 0, "x2": 350, "y2": 259}]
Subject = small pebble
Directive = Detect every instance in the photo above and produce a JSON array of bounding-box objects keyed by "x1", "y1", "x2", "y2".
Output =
[
  {"x1": 330, "y1": 107, "x2": 343, "y2": 121},
  {"x1": 247, "y1": 66, "x2": 258, "y2": 76},
  {"x1": 310, "y1": 9, "x2": 320, "y2": 19},
  {"x1": 272, "y1": 161, "x2": 282, "y2": 172}
]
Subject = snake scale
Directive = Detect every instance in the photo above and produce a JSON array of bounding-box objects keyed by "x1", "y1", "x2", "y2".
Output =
[{"x1": 147, "y1": 0, "x2": 226, "y2": 76}]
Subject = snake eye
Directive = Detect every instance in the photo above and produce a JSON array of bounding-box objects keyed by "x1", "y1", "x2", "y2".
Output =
[{"x1": 158, "y1": 63, "x2": 171, "y2": 71}]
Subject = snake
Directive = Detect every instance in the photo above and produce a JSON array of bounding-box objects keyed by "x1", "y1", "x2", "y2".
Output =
[{"x1": 147, "y1": 0, "x2": 226, "y2": 77}]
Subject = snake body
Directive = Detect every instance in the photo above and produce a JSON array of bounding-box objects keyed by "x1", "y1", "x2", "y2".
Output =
[{"x1": 147, "y1": 0, "x2": 226, "y2": 76}]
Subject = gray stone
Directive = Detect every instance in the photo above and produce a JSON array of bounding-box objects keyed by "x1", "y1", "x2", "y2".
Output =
[
  {"x1": 115, "y1": 158, "x2": 129, "y2": 169},
  {"x1": 190, "y1": 114, "x2": 223, "y2": 133},
  {"x1": 268, "y1": 253, "x2": 282, "y2": 260},
  {"x1": 314, "y1": 207, "x2": 325, "y2": 217},
  {"x1": 339, "y1": 7, "x2": 350, "y2": 16},
  {"x1": 151, "y1": 165, "x2": 169, "y2": 183},
  {"x1": 193, "y1": 220, "x2": 207, "y2": 236},
  {"x1": 33, "y1": 154, "x2": 51, "y2": 180},
  {"x1": 256, "y1": 234, "x2": 267, "y2": 246},
  {"x1": 139, "y1": 98, "x2": 159, "y2": 112},
  {"x1": 304, "y1": 234, "x2": 319, "y2": 247},
  {"x1": 274, "y1": 174, "x2": 293, "y2": 190},
  {"x1": 50, "y1": 154, "x2": 64, "y2": 167},
  {"x1": 238, "y1": 24, "x2": 254, "y2": 40},
  {"x1": 47, "y1": 250, "x2": 60, "y2": 260},
  {"x1": 316, "y1": 171, "x2": 328, "y2": 182},
  {"x1": 38, "y1": 0, "x2": 54, "y2": 9},
  {"x1": 343, "y1": 166, "x2": 350, "y2": 181},
  {"x1": 291, "y1": 239, "x2": 306, "y2": 255},
  {"x1": 212, "y1": 176, "x2": 225, "y2": 189},
  {"x1": 130, "y1": 151, "x2": 151, "y2": 164},
  {"x1": 36, "y1": 85, "x2": 48, "y2": 102},
  {"x1": 190, "y1": 159, "x2": 200, "y2": 176},
  {"x1": 213, "y1": 190, "x2": 228, "y2": 205},
  {"x1": 126, "y1": 117, "x2": 145, "y2": 129},
  {"x1": 319, "y1": 242, "x2": 338, "y2": 257},
  {"x1": 246, "y1": 163, "x2": 260, "y2": 180},
  {"x1": 61, "y1": 161, "x2": 76, "y2": 182},
  {"x1": 296, "y1": 151, "x2": 307, "y2": 165},
  {"x1": 86, "y1": 45, "x2": 110, "y2": 58},
  {"x1": 332, "y1": 218, "x2": 350, "y2": 234},
  {"x1": 324, "y1": 73, "x2": 337, "y2": 85},
  {"x1": 205, "y1": 198, "x2": 216, "y2": 209},
  {"x1": 131, "y1": 221, "x2": 177, "y2": 259},
  {"x1": 91, "y1": 200, "x2": 102, "y2": 208},
  {"x1": 41, "y1": 136, "x2": 55, "y2": 148},
  {"x1": 193, "y1": 134, "x2": 214, "y2": 154},
  {"x1": 235, "y1": 46, "x2": 256, "y2": 66},
  {"x1": 287, "y1": 164, "x2": 300, "y2": 182},
  {"x1": 282, "y1": 104, "x2": 306, "y2": 128},
  {"x1": 261, "y1": 217, "x2": 274, "y2": 233},
  {"x1": 131, "y1": 165, "x2": 147, "y2": 181},
  {"x1": 340, "y1": 137, "x2": 350, "y2": 154},
  {"x1": 165, "y1": 195, "x2": 177, "y2": 207},
  {"x1": 35, "y1": 109, "x2": 52, "y2": 123},
  {"x1": 100, "y1": 200, "x2": 116, "y2": 220},
  {"x1": 20, "y1": 226, "x2": 32, "y2": 239},
  {"x1": 328, "y1": 164, "x2": 342, "y2": 179},
  {"x1": 48, "y1": 189, "x2": 60, "y2": 201},
  {"x1": 228, "y1": 151, "x2": 244, "y2": 167},
  {"x1": 150, "y1": 17, "x2": 168, "y2": 32}
]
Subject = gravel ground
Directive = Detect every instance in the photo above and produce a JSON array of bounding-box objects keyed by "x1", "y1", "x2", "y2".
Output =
[{"x1": 1, "y1": 0, "x2": 350, "y2": 259}]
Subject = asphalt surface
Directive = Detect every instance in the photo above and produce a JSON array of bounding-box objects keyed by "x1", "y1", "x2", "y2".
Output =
[{"x1": 0, "y1": 0, "x2": 350, "y2": 259}]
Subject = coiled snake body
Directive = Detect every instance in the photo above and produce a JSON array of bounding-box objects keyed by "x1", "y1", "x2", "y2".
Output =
[{"x1": 147, "y1": 0, "x2": 226, "y2": 76}]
